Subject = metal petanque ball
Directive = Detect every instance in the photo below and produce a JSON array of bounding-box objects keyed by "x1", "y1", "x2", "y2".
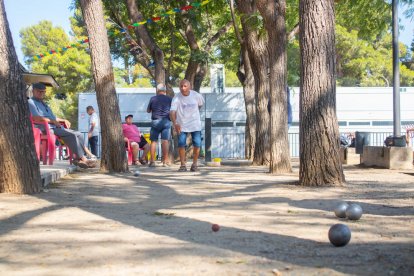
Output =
[
  {"x1": 346, "y1": 204, "x2": 363, "y2": 220},
  {"x1": 133, "y1": 170, "x2": 140, "y2": 177},
  {"x1": 334, "y1": 202, "x2": 349, "y2": 218},
  {"x1": 328, "y1": 224, "x2": 351, "y2": 247}
]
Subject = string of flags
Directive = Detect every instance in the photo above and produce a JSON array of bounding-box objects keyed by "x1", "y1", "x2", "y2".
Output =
[
  {"x1": 32, "y1": 39, "x2": 89, "y2": 61},
  {"x1": 107, "y1": 0, "x2": 211, "y2": 37},
  {"x1": 31, "y1": 1, "x2": 211, "y2": 61}
]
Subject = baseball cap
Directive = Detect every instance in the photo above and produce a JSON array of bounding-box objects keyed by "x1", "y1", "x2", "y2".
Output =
[
  {"x1": 32, "y1": 83, "x2": 46, "y2": 90},
  {"x1": 125, "y1": 114, "x2": 133, "y2": 120}
]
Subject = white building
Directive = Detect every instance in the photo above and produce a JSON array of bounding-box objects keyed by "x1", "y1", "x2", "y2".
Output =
[{"x1": 78, "y1": 87, "x2": 414, "y2": 158}]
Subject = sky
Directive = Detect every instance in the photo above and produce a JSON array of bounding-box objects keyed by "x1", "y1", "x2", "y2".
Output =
[{"x1": 4, "y1": 0, "x2": 414, "y2": 67}]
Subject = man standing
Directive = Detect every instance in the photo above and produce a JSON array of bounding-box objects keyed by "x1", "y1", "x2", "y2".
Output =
[
  {"x1": 28, "y1": 83, "x2": 96, "y2": 169},
  {"x1": 170, "y1": 79, "x2": 205, "y2": 172},
  {"x1": 147, "y1": 83, "x2": 172, "y2": 167},
  {"x1": 122, "y1": 114, "x2": 150, "y2": 165},
  {"x1": 86, "y1": 105, "x2": 99, "y2": 158}
]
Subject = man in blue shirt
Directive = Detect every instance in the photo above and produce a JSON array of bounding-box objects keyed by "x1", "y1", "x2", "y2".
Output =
[
  {"x1": 147, "y1": 83, "x2": 172, "y2": 167},
  {"x1": 28, "y1": 83, "x2": 96, "y2": 169}
]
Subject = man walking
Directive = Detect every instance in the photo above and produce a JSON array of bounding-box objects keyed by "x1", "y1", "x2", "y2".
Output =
[
  {"x1": 170, "y1": 79, "x2": 205, "y2": 172},
  {"x1": 86, "y1": 105, "x2": 99, "y2": 158},
  {"x1": 147, "y1": 83, "x2": 172, "y2": 167}
]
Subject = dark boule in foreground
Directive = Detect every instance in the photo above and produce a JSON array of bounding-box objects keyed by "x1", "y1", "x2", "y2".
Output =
[{"x1": 328, "y1": 224, "x2": 351, "y2": 247}]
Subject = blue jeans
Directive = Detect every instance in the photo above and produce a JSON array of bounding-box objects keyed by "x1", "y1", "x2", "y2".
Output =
[
  {"x1": 178, "y1": 131, "x2": 201, "y2": 148},
  {"x1": 150, "y1": 118, "x2": 172, "y2": 141},
  {"x1": 88, "y1": 136, "x2": 98, "y2": 156}
]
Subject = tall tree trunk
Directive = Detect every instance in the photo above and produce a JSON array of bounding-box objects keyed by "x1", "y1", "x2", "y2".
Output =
[
  {"x1": 80, "y1": 0, "x2": 128, "y2": 173},
  {"x1": 0, "y1": 0, "x2": 41, "y2": 194},
  {"x1": 299, "y1": 0, "x2": 344, "y2": 186},
  {"x1": 125, "y1": 0, "x2": 166, "y2": 85},
  {"x1": 237, "y1": 0, "x2": 271, "y2": 165},
  {"x1": 257, "y1": 0, "x2": 292, "y2": 174},
  {"x1": 237, "y1": 46, "x2": 256, "y2": 160},
  {"x1": 230, "y1": 0, "x2": 256, "y2": 160}
]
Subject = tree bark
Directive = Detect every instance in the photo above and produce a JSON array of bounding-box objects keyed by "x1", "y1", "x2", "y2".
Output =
[
  {"x1": 0, "y1": 0, "x2": 41, "y2": 194},
  {"x1": 125, "y1": 0, "x2": 166, "y2": 85},
  {"x1": 230, "y1": 0, "x2": 256, "y2": 160},
  {"x1": 236, "y1": 0, "x2": 270, "y2": 165},
  {"x1": 299, "y1": 0, "x2": 344, "y2": 185},
  {"x1": 256, "y1": 0, "x2": 292, "y2": 174},
  {"x1": 80, "y1": 0, "x2": 128, "y2": 173},
  {"x1": 237, "y1": 45, "x2": 256, "y2": 160}
]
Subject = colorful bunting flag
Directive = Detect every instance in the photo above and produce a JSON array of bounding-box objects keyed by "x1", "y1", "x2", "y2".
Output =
[
  {"x1": 30, "y1": 1, "x2": 211, "y2": 61},
  {"x1": 31, "y1": 39, "x2": 89, "y2": 61},
  {"x1": 115, "y1": 1, "x2": 211, "y2": 33}
]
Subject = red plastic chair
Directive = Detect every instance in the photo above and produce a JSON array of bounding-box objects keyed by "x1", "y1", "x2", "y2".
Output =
[
  {"x1": 36, "y1": 121, "x2": 72, "y2": 165},
  {"x1": 30, "y1": 116, "x2": 41, "y2": 160},
  {"x1": 125, "y1": 138, "x2": 145, "y2": 165}
]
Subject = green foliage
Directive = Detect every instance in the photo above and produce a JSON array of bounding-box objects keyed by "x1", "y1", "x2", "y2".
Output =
[
  {"x1": 335, "y1": 0, "x2": 392, "y2": 41},
  {"x1": 336, "y1": 25, "x2": 414, "y2": 87},
  {"x1": 20, "y1": 21, "x2": 70, "y2": 61},
  {"x1": 287, "y1": 39, "x2": 300, "y2": 86},
  {"x1": 285, "y1": 1, "x2": 414, "y2": 87},
  {"x1": 225, "y1": 70, "x2": 241, "y2": 87},
  {"x1": 98, "y1": 0, "x2": 235, "y2": 86}
]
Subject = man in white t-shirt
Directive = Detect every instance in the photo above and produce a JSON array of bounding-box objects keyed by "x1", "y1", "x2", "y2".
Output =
[
  {"x1": 86, "y1": 106, "x2": 100, "y2": 158},
  {"x1": 170, "y1": 79, "x2": 205, "y2": 172}
]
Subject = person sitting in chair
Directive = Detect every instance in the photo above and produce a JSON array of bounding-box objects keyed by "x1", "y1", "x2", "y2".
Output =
[
  {"x1": 28, "y1": 83, "x2": 96, "y2": 169},
  {"x1": 122, "y1": 114, "x2": 150, "y2": 165}
]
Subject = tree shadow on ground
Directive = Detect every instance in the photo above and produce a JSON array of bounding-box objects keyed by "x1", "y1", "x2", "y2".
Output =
[{"x1": 1, "y1": 165, "x2": 413, "y2": 274}]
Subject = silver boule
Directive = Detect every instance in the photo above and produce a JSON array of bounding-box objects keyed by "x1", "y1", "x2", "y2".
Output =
[
  {"x1": 334, "y1": 202, "x2": 349, "y2": 218},
  {"x1": 346, "y1": 203, "x2": 363, "y2": 220}
]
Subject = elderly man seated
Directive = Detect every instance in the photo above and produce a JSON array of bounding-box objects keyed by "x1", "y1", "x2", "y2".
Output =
[
  {"x1": 122, "y1": 114, "x2": 150, "y2": 165},
  {"x1": 28, "y1": 83, "x2": 96, "y2": 169}
]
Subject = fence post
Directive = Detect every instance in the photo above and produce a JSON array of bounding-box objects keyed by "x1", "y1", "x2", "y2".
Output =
[{"x1": 205, "y1": 118, "x2": 212, "y2": 162}]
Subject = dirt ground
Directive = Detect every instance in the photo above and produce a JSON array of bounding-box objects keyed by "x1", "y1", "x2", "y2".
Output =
[{"x1": 0, "y1": 161, "x2": 413, "y2": 275}]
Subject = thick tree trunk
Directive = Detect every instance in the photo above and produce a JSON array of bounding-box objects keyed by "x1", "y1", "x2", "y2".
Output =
[
  {"x1": 299, "y1": 0, "x2": 344, "y2": 185},
  {"x1": 0, "y1": 0, "x2": 41, "y2": 194},
  {"x1": 125, "y1": 0, "x2": 166, "y2": 85},
  {"x1": 237, "y1": 0, "x2": 270, "y2": 165},
  {"x1": 256, "y1": 0, "x2": 292, "y2": 174},
  {"x1": 237, "y1": 45, "x2": 256, "y2": 160},
  {"x1": 230, "y1": 0, "x2": 256, "y2": 161},
  {"x1": 80, "y1": 0, "x2": 128, "y2": 173}
]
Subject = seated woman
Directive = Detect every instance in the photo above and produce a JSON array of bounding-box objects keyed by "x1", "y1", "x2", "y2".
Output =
[{"x1": 122, "y1": 114, "x2": 150, "y2": 165}]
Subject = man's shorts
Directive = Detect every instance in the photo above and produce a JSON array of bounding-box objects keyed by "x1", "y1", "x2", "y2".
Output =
[
  {"x1": 177, "y1": 131, "x2": 201, "y2": 148},
  {"x1": 131, "y1": 135, "x2": 148, "y2": 148},
  {"x1": 150, "y1": 118, "x2": 172, "y2": 141}
]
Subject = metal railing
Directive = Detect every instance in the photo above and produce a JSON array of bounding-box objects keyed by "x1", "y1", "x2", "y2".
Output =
[{"x1": 76, "y1": 130, "x2": 405, "y2": 160}]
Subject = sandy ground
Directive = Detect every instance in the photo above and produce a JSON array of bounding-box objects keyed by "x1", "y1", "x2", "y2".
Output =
[{"x1": 0, "y1": 161, "x2": 413, "y2": 276}]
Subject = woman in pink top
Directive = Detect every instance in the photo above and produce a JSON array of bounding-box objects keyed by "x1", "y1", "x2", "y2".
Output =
[{"x1": 122, "y1": 114, "x2": 150, "y2": 165}]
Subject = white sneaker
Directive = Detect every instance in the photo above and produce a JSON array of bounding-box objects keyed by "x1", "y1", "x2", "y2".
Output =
[{"x1": 87, "y1": 154, "x2": 97, "y2": 160}]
